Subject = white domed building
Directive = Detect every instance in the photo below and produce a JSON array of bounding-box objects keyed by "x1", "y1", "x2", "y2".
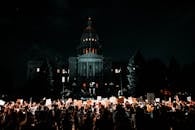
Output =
[{"x1": 69, "y1": 18, "x2": 111, "y2": 97}]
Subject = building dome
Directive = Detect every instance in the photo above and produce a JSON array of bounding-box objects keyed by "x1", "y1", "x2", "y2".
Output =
[{"x1": 78, "y1": 17, "x2": 102, "y2": 55}]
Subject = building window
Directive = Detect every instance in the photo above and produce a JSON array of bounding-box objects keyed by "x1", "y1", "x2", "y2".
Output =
[
  {"x1": 96, "y1": 83, "x2": 99, "y2": 88},
  {"x1": 86, "y1": 38, "x2": 88, "y2": 41},
  {"x1": 89, "y1": 38, "x2": 91, "y2": 41},
  {"x1": 62, "y1": 76, "x2": 65, "y2": 83},
  {"x1": 83, "y1": 83, "x2": 86, "y2": 89},
  {"x1": 67, "y1": 76, "x2": 69, "y2": 82},
  {"x1": 36, "y1": 68, "x2": 40, "y2": 72},
  {"x1": 92, "y1": 38, "x2": 94, "y2": 41},
  {"x1": 115, "y1": 68, "x2": 121, "y2": 73},
  {"x1": 92, "y1": 48, "x2": 95, "y2": 53},
  {"x1": 62, "y1": 69, "x2": 66, "y2": 74},
  {"x1": 57, "y1": 69, "x2": 60, "y2": 73},
  {"x1": 86, "y1": 49, "x2": 88, "y2": 54}
]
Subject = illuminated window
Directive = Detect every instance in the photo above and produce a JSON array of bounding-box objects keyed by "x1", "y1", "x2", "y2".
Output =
[
  {"x1": 83, "y1": 83, "x2": 86, "y2": 88},
  {"x1": 68, "y1": 69, "x2": 70, "y2": 74},
  {"x1": 62, "y1": 69, "x2": 65, "y2": 74},
  {"x1": 36, "y1": 68, "x2": 40, "y2": 72},
  {"x1": 115, "y1": 68, "x2": 121, "y2": 73},
  {"x1": 89, "y1": 38, "x2": 91, "y2": 41},
  {"x1": 57, "y1": 69, "x2": 60, "y2": 73},
  {"x1": 83, "y1": 39, "x2": 85, "y2": 42},
  {"x1": 92, "y1": 38, "x2": 94, "y2": 41},
  {"x1": 92, "y1": 48, "x2": 95, "y2": 53},
  {"x1": 67, "y1": 76, "x2": 69, "y2": 82},
  {"x1": 96, "y1": 83, "x2": 99, "y2": 88},
  {"x1": 62, "y1": 76, "x2": 65, "y2": 83},
  {"x1": 94, "y1": 39, "x2": 97, "y2": 41},
  {"x1": 86, "y1": 38, "x2": 88, "y2": 41}
]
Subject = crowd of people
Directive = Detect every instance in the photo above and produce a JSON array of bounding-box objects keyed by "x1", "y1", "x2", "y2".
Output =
[{"x1": 0, "y1": 95, "x2": 195, "y2": 130}]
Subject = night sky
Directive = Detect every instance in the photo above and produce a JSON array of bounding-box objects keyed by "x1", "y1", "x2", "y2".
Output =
[{"x1": 0, "y1": 1, "x2": 194, "y2": 90}]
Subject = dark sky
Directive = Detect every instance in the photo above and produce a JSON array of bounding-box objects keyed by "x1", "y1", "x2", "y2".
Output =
[{"x1": 0, "y1": 0, "x2": 194, "y2": 88}]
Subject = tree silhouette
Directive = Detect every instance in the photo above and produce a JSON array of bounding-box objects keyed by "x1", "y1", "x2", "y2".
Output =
[{"x1": 127, "y1": 50, "x2": 145, "y2": 96}]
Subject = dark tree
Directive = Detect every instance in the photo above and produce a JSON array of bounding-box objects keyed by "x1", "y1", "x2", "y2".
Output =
[{"x1": 127, "y1": 50, "x2": 146, "y2": 97}]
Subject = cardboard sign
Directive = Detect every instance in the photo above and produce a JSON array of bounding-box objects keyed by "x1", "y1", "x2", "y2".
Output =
[
  {"x1": 109, "y1": 96, "x2": 117, "y2": 104},
  {"x1": 169, "y1": 97, "x2": 171, "y2": 102},
  {"x1": 155, "y1": 98, "x2": 160, "y2": 103},
  {"x1": 45, "y1": 99, "x2": 52, "y2": 106},
  {"x1": 97, "y1": 96, "x2": 102, "y2": 101},
  {"x1": 118, "y1": 97, "x2": 124, "y2": 104},
  {"x1": 0, "y1": 99, "x2": 5, "y2": 106},
  {"x1": 128, "y1": 97, "x2": 133, "y2": 104},
  {"x1": 16, "y1": 99, "x2": 23, "y2": 104},
  {"x1": 187, "y1": 96, "x2": 191, "y2": 102},
  {"x1": 174, "y1": 95, "x2": 179, "y2": 102}
]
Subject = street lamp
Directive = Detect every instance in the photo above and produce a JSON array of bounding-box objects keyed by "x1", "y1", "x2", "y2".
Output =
[
  {"x1": 61, "y1": 76, "x2": 65, "y2": 100},
  {"x1": 119, "y1": 68, "x2": 123, "y2": 96},
  {"x1": 114, "y1": 68, "x2": 123, "y2": 96}
]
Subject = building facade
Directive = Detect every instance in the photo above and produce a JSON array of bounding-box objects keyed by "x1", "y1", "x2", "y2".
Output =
[
  {"x1": 26, "y1": 18, "x2": 143, "y2": 98},
  {"x1": 69, "y1": 18, "x2": 111, "y2": 97},
  {"x1": 26, "y1": 55, "x2": 68, "y2": 98}
]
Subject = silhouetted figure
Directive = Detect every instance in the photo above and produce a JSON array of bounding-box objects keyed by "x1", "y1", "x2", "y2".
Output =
[
  {"x1": 113, "y1": 105, "x2": 131, "y2": 130},
  {"x1": 95, "y1": 108, "x2": 114, "y2": 130},
  {"x1": 135, "y1": 106, "x2": 144, "y2": 130}
]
